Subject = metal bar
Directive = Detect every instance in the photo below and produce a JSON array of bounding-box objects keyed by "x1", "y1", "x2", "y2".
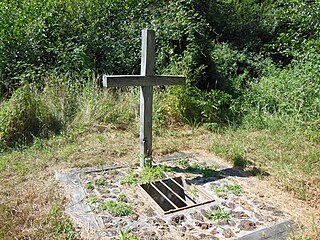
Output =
[
  {"x1": 185, "y1": 179, "x2": 215, "y2": 200},
  {"x1": 158, "y1": 179, "x2": 189, "y2": 206},
  {"x1": 164, "y1": 199, "x2": 215, "y2": 215},
  {"x1": 150, "y1": 160, "x2": 198, "y2": 203},
  {"x1": 138, "y1": 185, "x2": 165, "y2": 215},
  {"x1": 165, "y1": 177, "x2": 198, "y2": 204},
  {"x1": 150, "y1": 182, "x2": 178, "y2": 209}
]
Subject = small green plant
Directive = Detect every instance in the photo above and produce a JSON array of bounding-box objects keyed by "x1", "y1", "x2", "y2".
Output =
[
  {"x1": 190, "y1": 185, "x2": 198, "y2": 196},
  {"x1": 213, "y1": 184, "x2": 243, "y2": 196},
  {"x1": 187, "y1": 163, "x2": 221, "y2": 178},
  {"x1": 204, "y1": 122, "x2": 220, "y2": 132},
  {"x1": 227, "y1": 184, "x2": 243, "y2": 195},
  {"x1": 213, "y1": 186, "x2": 228, "y2": 195},
  {"x1": 0, "y1": 158, "x2": 7, "y2": 171},
  {"x1": 140, "y1": 165, "x2": 170, "y2": 184},
  {"x1": 232, "y1": 154, "x2": 248, "y2": 169},
  {"x1": 187, "y1": 163, "x2": 204, "y2": 172},
  {"x1": 101, "y1": 200, "x2": 132, "y2": 216},
  {"x1": 117, "y1": 193, "x2": 128, "y2": 202},
  {"x1": 86, "y1": 182, "x2": 94, "y2": 190},
  {"x1": 206, "y1": 208, "x2": 231, "y2": 221},
  {"x1": 120, "y1": 171, "x2": 138, "y2": 186},
  {"x1": 95, "y1": 177, "x2": 108, "y2": 186},
  {"x1": 202, "y1": 168, "x2": 221, "y2": 178},
  {"x1": 86, "y1": 194, "x2": 100, "y2": 205},
  {"x1": 176, "y1": 158, "x2": 190, "y2": 168},
  {"x1": 118, "y1": 229, "x2": 139, "y2": 240}
]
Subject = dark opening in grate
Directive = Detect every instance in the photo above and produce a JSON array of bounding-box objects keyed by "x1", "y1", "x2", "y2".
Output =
[{"x1": 139, "y1": 177, "x2": 214, "y2": 215}]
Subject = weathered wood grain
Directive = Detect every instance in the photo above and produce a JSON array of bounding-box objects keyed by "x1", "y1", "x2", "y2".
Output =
[
  {"x1": 102, "y1": 75, "x2": 185, "y2": 87},
  {"x1": 140, "y1": 30, "x2": 155, "y2": 167},
  {"x1": 237, "y1": 220, "x2": 294, "y2": 240}
]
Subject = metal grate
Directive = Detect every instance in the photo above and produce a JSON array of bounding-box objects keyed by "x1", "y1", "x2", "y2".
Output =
[{"x1": 139, "y1": 176, "x2": 215, "y2": 215}]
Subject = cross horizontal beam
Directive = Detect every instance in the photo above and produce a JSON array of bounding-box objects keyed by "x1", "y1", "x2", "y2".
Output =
[{"x1": 103, "y1": 75, "x2": 185, "y2": 88}]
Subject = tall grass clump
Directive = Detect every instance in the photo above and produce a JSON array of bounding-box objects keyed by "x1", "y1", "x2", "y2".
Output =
[
  {"x1": 0, "y1": 73, "x2": 144, "y2": 150},
  {"x1": 240, "y1": 59, "x2": 320, "y2": 135},
  {"x1": 0, "y1": 84, "x2": 61, "y2": 148}
]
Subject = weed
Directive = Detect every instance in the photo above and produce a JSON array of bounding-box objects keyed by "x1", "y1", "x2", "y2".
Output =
[
  {"x1": 214, "y1": 186, "x2": 228, "y2": 195},
  {"x1": 204, "y1": 122, "x2": 220, "y2": 132},
  {"x1": 202, "y1": 168, "x2": 221, "y2": 178},
  {"x1": 187, "y1": 163, "x2": 204, "y2": 173},
  {"x1": 118, "y1": 229, "x2": 139, "y2": 240},
  {"x1": 190, "y1": 185, "x2": 198, "y2": 196},
  {"x1": 95, "y1": 177, "x2": 108, "y2": 186},
  {"x1": 187, "y1": 163, "x2": 221, "y2": 178},
  {"x1": 206, "y1": 208, "x2": 231, "y2": 221},
  {"x1": 176, "y1": 158, "x2": 190, "y2": 168},
  {"x1": 213, "y1": 184, "x2": 243, "y2": 196},
  {"x1": 48, "y1": 205, "x2": 77, "y2": 240},
  {"x1": 121, "y1": 171, "x2": 138, "y2": 186},
  {"x1": 86, "y1": 194, "x2": 100, "y2": 205},
  {"x1": 227, "y1": 184, "x2": 243, "y2": 195},
  {"x1": 117, "y1": 194, "x2": 128, "y2": 202},
  {"x1": 232, "y1": 154, "x2": 248, "y2": 169},
  {"x1": 101, "y1": 200, "x2": 132, "y2": 216},
  {"x1": 140, "y1": 165, "x2": 169, "y2": 184},
  {"x1": 97, "y1": 135, "x2": 105, "y2": 143},
  {"x1": 14, "y1": 161, "x2": 28, "y2": 176},
  {"x1": 0, "y1": 158, "x2": 6, "y2": 171},
  {"x1": 86, "y1": 181, "x2": 94, "y2": 190},
  {"x1": 55, "y1": 221, "x2": 76, "y2": 240}
]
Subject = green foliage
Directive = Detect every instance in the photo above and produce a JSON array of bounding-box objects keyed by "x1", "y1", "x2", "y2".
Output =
[
  {"x1": 101, "y1": 200, "x2": 132, "y2": 217},
  {"x1": 176, "y1": 158, "x2": 190, "y2": 168},
  {"x1": 240, "y1": 61, "x2": 320, "y2": 131},
  {"x1": 206, "y1": 208, "x2": 231, "y2": 221},
  {"x1": 120, "y1": 171, "x2": 138, "y2": 186},
  {"x1": 140, "y1": 165, "x2": 169, "y2": 184},
  {"x1": 85, "y1": 182, "x2": 94, "y2": 190},
  {"x1": 86, "y1": 195, "x2": 100, "y2": 205},
  {"x1": 227, "y1": 184, "x2": 243, "y2": 196},
  {"x1": 95, "y1": 178, "x2": 108, "y2": 187},
  {"x1": 187, "y1": 163, "x2": 221, "y2": 178},
  {"x1": 118, "y1": 229, "x2": 139, "y2": 240}
]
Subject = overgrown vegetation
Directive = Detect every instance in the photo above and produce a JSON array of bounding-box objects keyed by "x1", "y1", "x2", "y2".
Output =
[{"x1": 0, "y1": 0, "x2": 319, "y2": 238}]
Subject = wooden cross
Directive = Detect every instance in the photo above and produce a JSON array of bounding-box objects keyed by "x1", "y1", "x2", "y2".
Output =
[{"x1": 102, "y1": 30, "x2": 185, "y2": 167}]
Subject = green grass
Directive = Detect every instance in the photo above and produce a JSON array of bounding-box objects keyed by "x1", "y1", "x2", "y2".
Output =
[
  {"x1": 101, "y1": 200, "x2": 133, "y2": 216},
  {"x1": 86, "y1": 181, "x2": 94, "y2": 190},
  {"x1": 86, "y1": 195, "x2": 101, "y2": 205},
  {"x1": 140, "y1": 165, "x2": 170, "y2": 184},
  {"x1": 120, "y1": 171, "x2": 138, "y2": 186},
  {"x1": 95, "y1": 177, "x2": 109, "y2": 187},
  {"x1": 210, "y1": 127, "x2": 320, "y2": 203},
  {"x1": 206, "y1": 208, "x2": 231, "y2": 221},
  {"x1": 176, "y1": 158, "x2": 190, "y2": 168},
  {"x1": 187, "y1": 163, "x2": 221, "y2": 178},
  {"x1": 118, "y1": 229, "x2": 139, "y2": 240},
  {"x1": 227, "y1": 184, "x2": 243, "y2": 195}
]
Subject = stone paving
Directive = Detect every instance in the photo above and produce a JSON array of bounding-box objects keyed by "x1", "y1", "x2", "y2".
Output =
[{"x1": 55, "y1": 152, "x2": 294, "y2": 240}]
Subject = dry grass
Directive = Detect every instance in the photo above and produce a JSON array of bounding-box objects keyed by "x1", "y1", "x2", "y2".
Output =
[{"x1": 0, "y1": 123, "x2": 319, "y2": 239}]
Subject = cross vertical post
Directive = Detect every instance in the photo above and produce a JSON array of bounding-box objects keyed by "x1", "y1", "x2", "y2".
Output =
[{"x1": 140, "y1": 30, "x2": 155, "y2": 167}]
